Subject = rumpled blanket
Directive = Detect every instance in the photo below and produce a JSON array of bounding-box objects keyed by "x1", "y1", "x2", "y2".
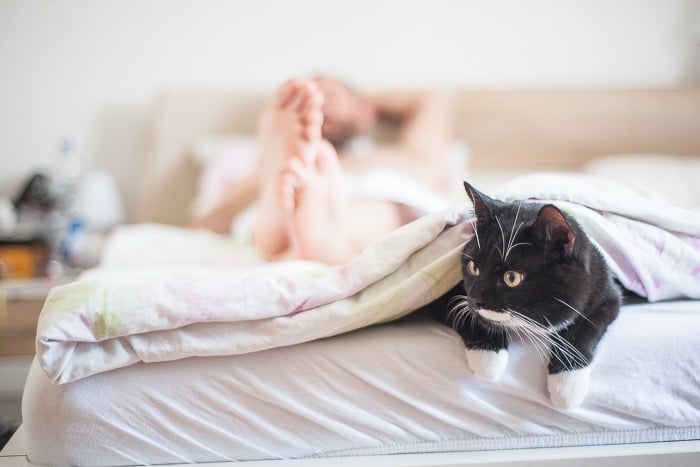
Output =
[
  {"x1": 37, "y1": 174, "x2": 700, "y2": 384},
  {"x1": 495, "y1": 173, "x2": 700, "y2": 301},
  {"x1": 38, "y1": 206, "x2": 472, "y2": 384}
]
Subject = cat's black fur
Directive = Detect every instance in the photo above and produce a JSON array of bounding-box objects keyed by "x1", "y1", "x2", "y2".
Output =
[{"x1": 435, "y1": 182, "x2": 621, "y2": 377}]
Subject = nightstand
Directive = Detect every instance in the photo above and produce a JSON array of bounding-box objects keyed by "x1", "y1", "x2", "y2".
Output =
[
  {"x1": 0, "y1": 277, "x2": 72, "y2": 426},
  {"x1": 0, "y1": 278, "x2": 68, "y2": 356}
]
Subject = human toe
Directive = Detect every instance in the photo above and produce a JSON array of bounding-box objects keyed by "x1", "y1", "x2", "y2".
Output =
[
  {"x1": 279, "y1": 171, "x2": 297, "y2": 213},
  {"x1": 295, "y1": 81, "x2": 319, "y2": 112},
  {"x1": 276, "y1": 78, "x2": 305, "y2": 108}
]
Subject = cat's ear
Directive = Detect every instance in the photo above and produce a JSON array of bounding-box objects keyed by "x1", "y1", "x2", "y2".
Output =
[
  {"x1": 463, "y1": 181, "x2": 493, "y2": 222},
  {"x1": 535, "y1": 205, "x2": 576, "y2": 256}
]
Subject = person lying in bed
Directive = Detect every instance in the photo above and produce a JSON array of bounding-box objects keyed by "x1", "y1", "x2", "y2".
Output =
[{"x1": 193, "y1": 77, "x2": 452, "y2": 264}]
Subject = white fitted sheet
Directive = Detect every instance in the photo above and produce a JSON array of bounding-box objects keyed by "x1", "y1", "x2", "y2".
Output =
[{"x1": 22, "y1": 300, "x2": 700, "y2": 466}]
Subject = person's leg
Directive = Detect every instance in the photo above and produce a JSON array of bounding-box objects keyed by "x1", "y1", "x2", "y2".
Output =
[
  {"x1": 277, "y1": 140, "x2": 354, "y2": 263},
  {"x1": 252, "y1": 79, "x2": 324, "y2": 257},
  {"x1": 253, "y1": 78, "x2": 412, "y2": 264},
  {"x1": 278, "y1": 140, "x2": 405, "y2": 264}
]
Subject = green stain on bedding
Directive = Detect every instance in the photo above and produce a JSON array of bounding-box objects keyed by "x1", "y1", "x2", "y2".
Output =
[
  {"x1": 43, "y1": 280, "x2": 124, "y2": 339},
  {"x1": 42, "y1": 280, "x2": 100, "y2": 315},
  {"x1": 93, "y1": 291, "x2": 123, "y2": 340},
  {"x1": 420, "y1": 268, "x2": 440, "y2": 285}
]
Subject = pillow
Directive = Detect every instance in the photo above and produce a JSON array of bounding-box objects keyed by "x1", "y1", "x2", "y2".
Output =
[
  {"x1": 190, "y1": 135, "x2": 260, "y2": 219},
  {"x1": 582, "y1": 154, "x2": 700, "y2": 210}
]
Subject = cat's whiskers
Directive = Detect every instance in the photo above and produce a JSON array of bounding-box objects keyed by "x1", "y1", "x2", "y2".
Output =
[
  {"x1": 538, "y1": 329, "x2": 588, "y2": 370},
  {"x1": 505, "y1": 308, "x2": 588, "y2": 371},
  {"x1": 533, "y1": 329, "x2": 584, "y2": 370},
  {"x1": 450, "y1": 308, "x2": 468, "y2": 331},
  {"x1": 494, "y1": 245, "x2": 504, "y2": 260},
  {"x1": 509, "y1": 202, "x2": 522, "y2": 243},
  {"x1": 469, "y1": 220, "x2": 481, "y2": 250},
  {"x1": 461, "y1": 306, "x2": 477, "y2": 331},
  {"x1": 553, "y1": 298, "x2": 595, "y2": 326},
  {"x1": 516, "y1": 327, "x2": 549, "y2": 365},
  {"x1": 504, "y1": 223, "x2": 523, "y2": 261},
  {"x1": 505, "y1": 241, "x2": 532, "y2": 260},
  {"x1": 495, "y1": 215, "x2": 507, "y2": 261},
  {"x1": 544, "y1": 315, "x2": 574, "y2": 333},
  {"x1": 502, "y1": 315, "x2": 547, "y2": 361},
  {"x1": 504, "y1": 204, "x2": 534, "y2": 261},
  {"x1": 447, "y1": 295, "x2": 473, "y2": 331},
  {"x1": 504, "y1": 202, "x2": 524, "y2": 262},
  {"x1": 456, "y1": 299, "x2": 587, "y2": 370},
  {"x1": 528, "y1": 322, "x2": 587, "y2": 369},
  {"x1": 506, "y1": 310, "x2": 549, "y2": 365},
  {"x1": 446, "y1": 295, "x2": 467, "y2": 317}
]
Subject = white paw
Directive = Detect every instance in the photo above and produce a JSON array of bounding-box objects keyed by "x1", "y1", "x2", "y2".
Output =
[
  {"x1": 547, "y1": 367, "x2": 591, "y2": 409},
  {"x1": 465, "y1": 348, "x2": 508, "y2": 382}
]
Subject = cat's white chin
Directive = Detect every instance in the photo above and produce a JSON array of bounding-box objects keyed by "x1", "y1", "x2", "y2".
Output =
[
  {"x1": 476, "y1": 308, "x2": 511, "y2": 322},
  {"x1": 547, "y1": 366, "x2": 591, "y2": 409},
  {"x1": 465, "y1": 348, "x2": 509, "y2": 382}
]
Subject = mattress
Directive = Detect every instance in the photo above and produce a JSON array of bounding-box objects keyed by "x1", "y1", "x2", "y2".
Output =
[{"x1": 22, "y1": 299, "x2": 700, "y2": 466}]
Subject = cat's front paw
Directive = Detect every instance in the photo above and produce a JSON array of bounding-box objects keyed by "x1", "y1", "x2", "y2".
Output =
[
  {"x1": 465, "y1": 348, "x2": 508, "y2": 382},
  {"x1": 547, "y1": 367, "x2": 591, "y2": 409}
]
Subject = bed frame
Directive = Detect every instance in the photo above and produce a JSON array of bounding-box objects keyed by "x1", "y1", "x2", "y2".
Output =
[
  {"x1": 2, "y1": 87, "x2": 700, "y2": 466},
  {"x1": 2, "y1": 425, "x2": 699, "y2": 466}
]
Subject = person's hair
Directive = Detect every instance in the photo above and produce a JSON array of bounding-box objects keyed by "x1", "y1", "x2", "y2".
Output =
[{"x1": 311, "y1": 75, "x2": 369, "y2": 147}]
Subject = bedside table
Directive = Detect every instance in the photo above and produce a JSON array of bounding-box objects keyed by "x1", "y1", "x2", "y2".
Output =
[
  {"x1": 0, "y1": 278, "x2": 69, "y2": 356},
  {"x1": 0, "y1": 277, "x2": 73, "y2": 426}
]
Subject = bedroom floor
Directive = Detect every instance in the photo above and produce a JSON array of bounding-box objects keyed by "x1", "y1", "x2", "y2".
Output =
[
  {"x1": 0, "y1": 428, "x2": 14, "y2": 451},
  {"x1": 0, "y1": 409, "x2": 21, "y2": 451},
  {"x1": 0, "y1": 422, "x2": 17, "y2": 451},
  {"x1": 0, "y1": 356, "x2": 32, "y2": 452}
]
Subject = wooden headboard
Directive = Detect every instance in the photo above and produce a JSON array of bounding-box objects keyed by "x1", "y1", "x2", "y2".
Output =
[
  {"x1": 452, "y1": 88, "x2": 700, "y2": 169},
  {"x1": 136, "y1": 87, "x2": 700, "y2": 226}
]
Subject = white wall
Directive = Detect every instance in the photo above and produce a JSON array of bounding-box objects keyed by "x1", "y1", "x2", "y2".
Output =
[{"x1": 1, "y1": 0, "x2": 699, "y2": 219}]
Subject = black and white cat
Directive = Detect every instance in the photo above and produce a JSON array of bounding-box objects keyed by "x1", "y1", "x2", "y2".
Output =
[{"x1": 435, "y1": 182, "x2": 621, "y2": 409}]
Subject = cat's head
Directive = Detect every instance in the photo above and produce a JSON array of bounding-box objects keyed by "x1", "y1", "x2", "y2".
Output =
[{"x1": 458, "y1": 181, "x2": 589, "y2": 332}]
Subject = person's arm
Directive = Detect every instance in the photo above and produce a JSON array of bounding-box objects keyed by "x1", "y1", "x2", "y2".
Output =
[
  {"x1": 191, "y1": 172, "x2": 260, "y2": 234},
  {"x1": 372, "y1": 90, "x2": 451, "y2": 166}
]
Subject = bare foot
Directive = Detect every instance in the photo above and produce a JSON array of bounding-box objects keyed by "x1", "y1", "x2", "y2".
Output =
[
  {"x1": 253, "y1": 79, "x2": 324, "y2": 257},
  {"x1": 280, "y1": 141, "x2": 356, "y2": 264}
]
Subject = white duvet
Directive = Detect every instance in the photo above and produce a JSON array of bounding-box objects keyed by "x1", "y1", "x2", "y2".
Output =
[
  {"x1": 38, "y1": 205, "x2": 471, "y2": 384},
  {"x1": 36, "y1": 174, "x2": 700, "y2": 385}
]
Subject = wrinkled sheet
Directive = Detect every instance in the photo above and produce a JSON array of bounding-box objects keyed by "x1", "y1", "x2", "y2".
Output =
[{"x1": 23, "y1": 301, "x2": 700, "y2": 465}]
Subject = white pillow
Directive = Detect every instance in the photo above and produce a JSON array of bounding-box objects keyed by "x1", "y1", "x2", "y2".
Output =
[
  {"x1": 582, "y1": 154, "x2": 700, "y2": 210},
  {"x1": 190, "y1": 135, "x2": 260, "y2": 219}
]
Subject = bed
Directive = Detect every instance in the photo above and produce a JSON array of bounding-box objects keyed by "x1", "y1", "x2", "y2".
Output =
[{"x1": 3, "y1": 87, "x2": 700, "y2": 466}]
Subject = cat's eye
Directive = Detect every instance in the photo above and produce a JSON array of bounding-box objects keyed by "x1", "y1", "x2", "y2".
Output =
[
  {"x1": 503, "y1": 271, "x2": 523, "y2": 287},
  {"x1": 466, "y1": 260, "x2": 480, "y2": 277}
]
